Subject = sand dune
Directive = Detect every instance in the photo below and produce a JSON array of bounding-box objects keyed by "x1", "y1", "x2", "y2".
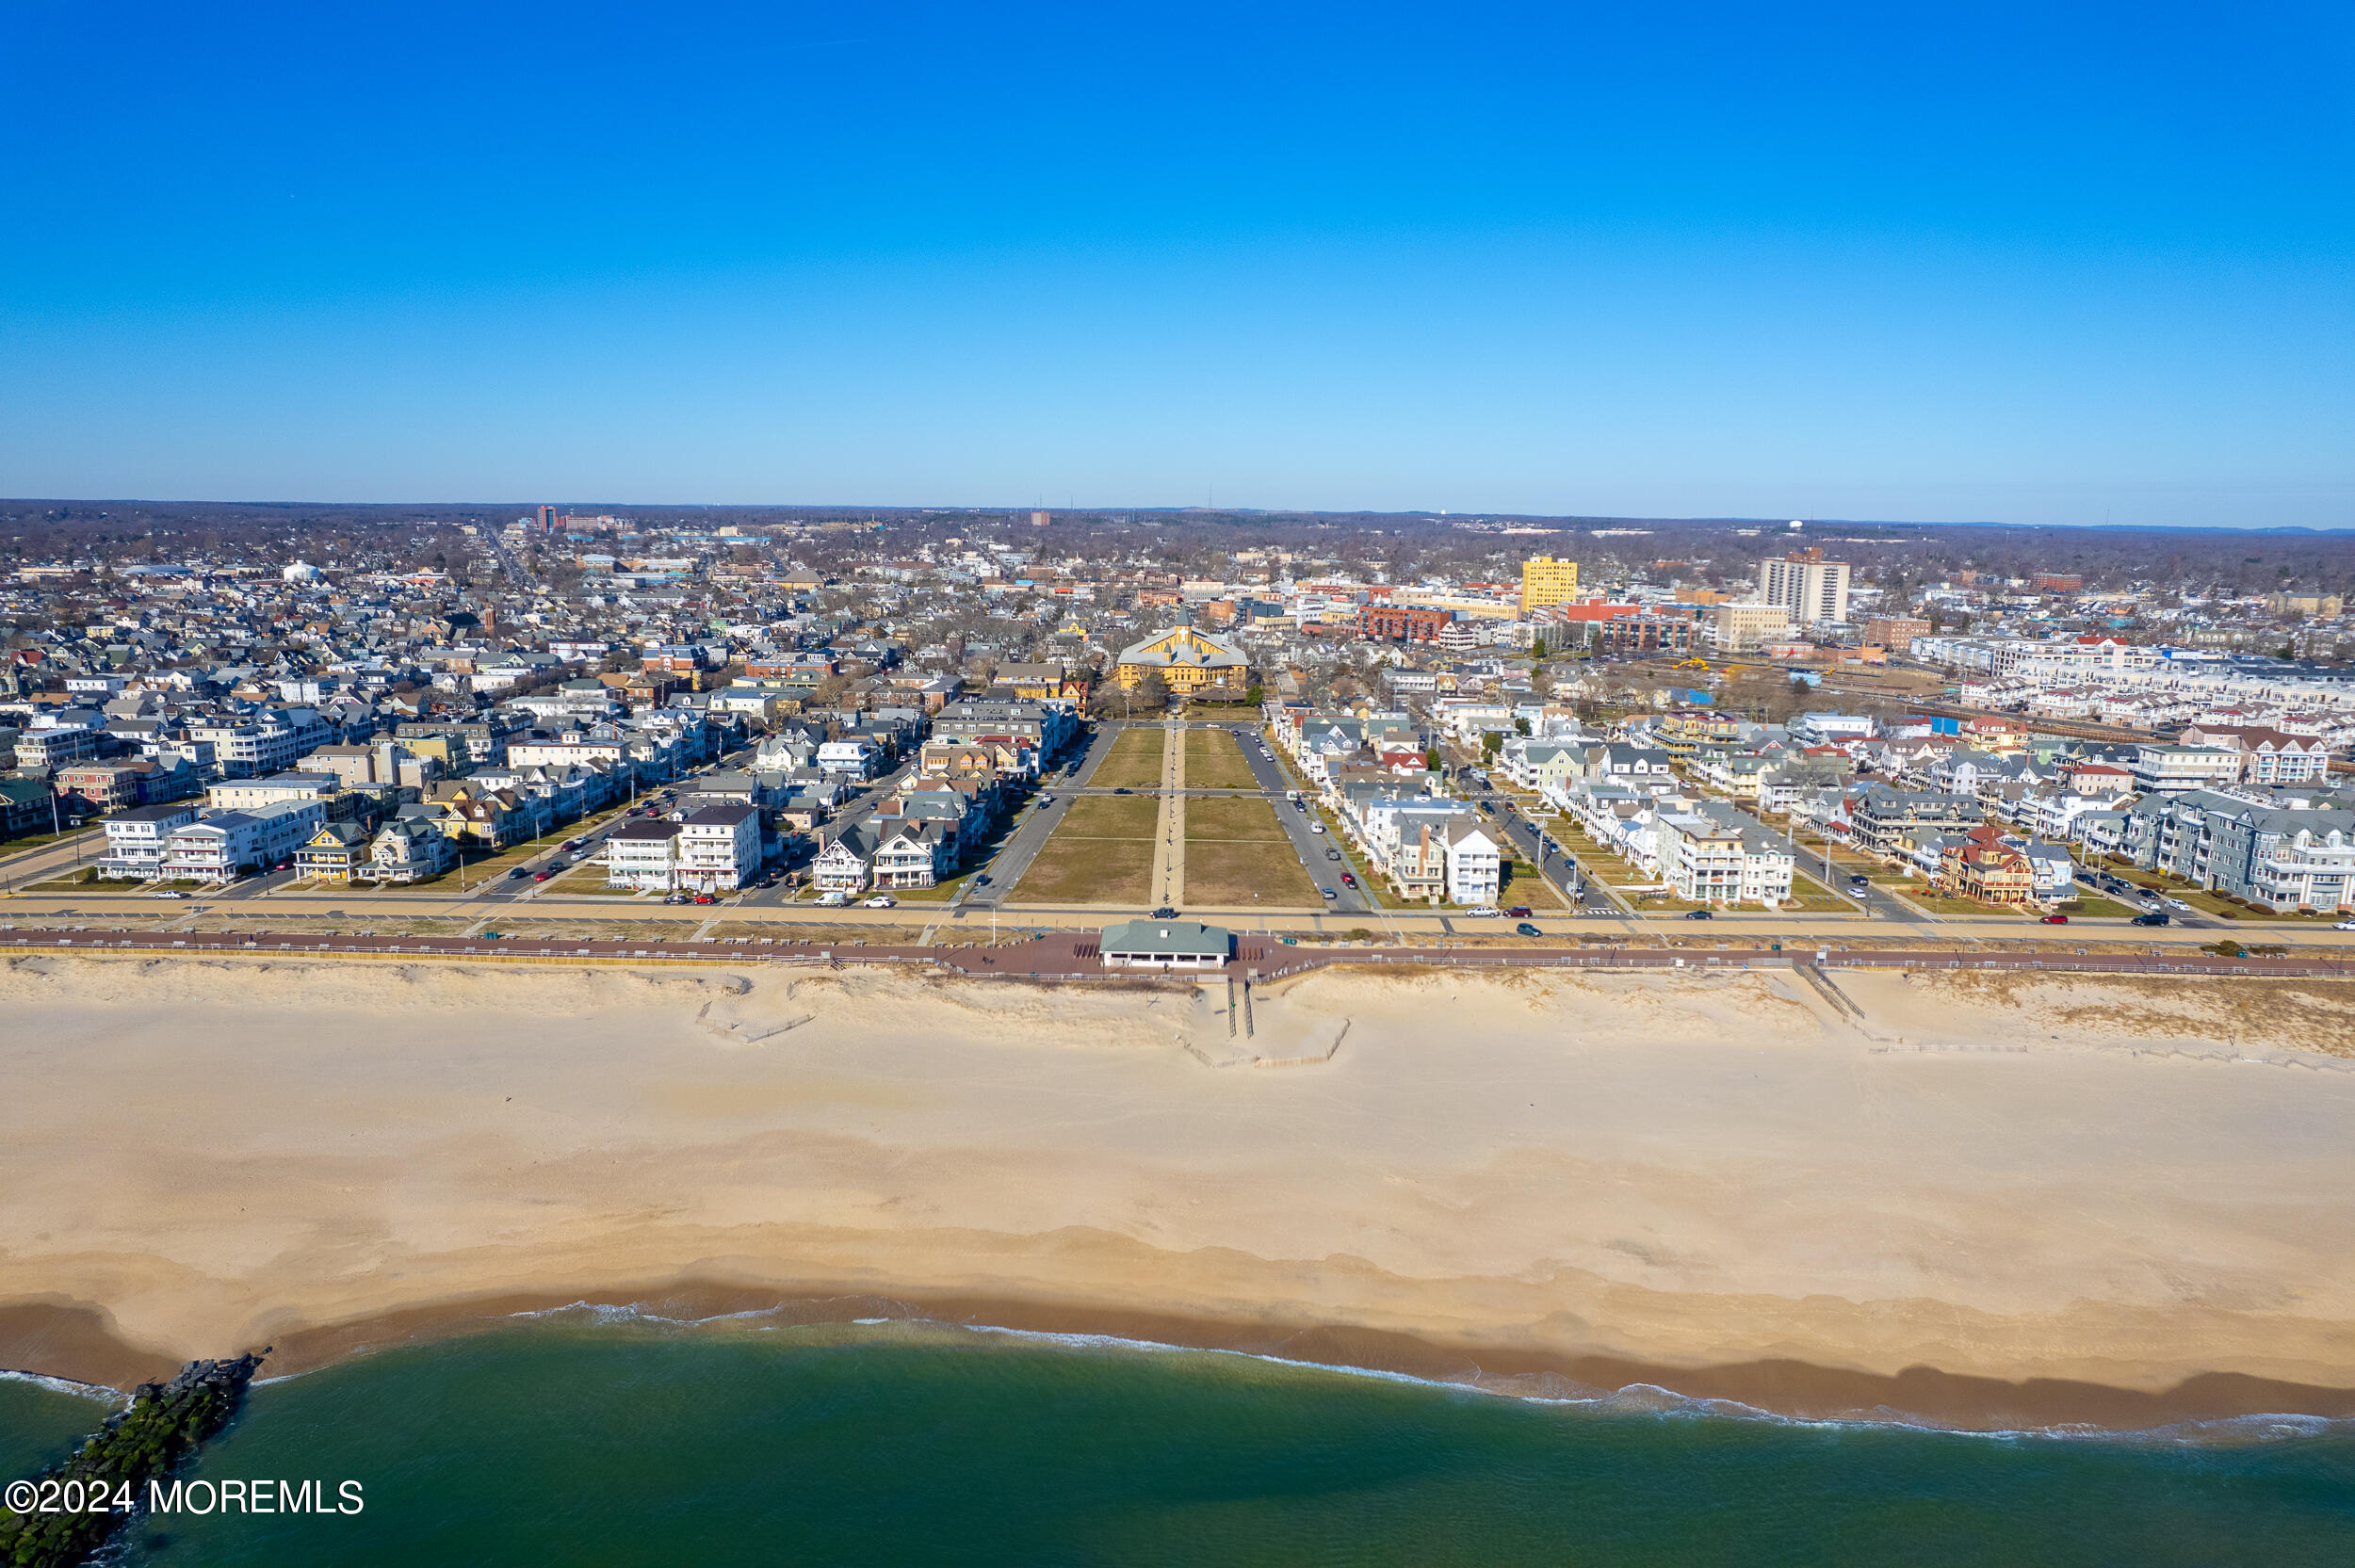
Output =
[{"x1": 1, "y1": 953, "x2": 2350, "y2": 1424}]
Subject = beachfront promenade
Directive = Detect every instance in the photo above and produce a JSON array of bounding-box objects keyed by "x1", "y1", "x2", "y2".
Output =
[
  {"x1": 7, "y1": 922, "x2": 2355, "y2": 986},
  {"x1": 8, "y1": 880, "x2": 2355, "y2": 951}
]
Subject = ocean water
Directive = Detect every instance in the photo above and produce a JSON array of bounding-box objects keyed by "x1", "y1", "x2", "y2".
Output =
[
  {"x1": 0, "y1": 1373, "x2": 116, "y2": 1485},
  {"x1": 5, "y1": 1317, "x2": 2348, "y2": 1566}
]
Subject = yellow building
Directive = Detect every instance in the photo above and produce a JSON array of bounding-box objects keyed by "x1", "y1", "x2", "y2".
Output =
[
  {"x1": 1113, "y1": 626, "x2": 1249, "y2": 697},
  {"x1": 1518, "y1": 555, "x2": 1580, "y2": 614}
]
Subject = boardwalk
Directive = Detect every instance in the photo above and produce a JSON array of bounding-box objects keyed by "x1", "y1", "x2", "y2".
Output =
[{"x1": 5, "y1": 926, "x2": 2350, "y2": 986}]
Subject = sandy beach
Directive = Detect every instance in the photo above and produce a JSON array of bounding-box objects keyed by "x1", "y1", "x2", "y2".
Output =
[{"x1": 2, "y1": 953, "x2": 2351, "y2": 1429}]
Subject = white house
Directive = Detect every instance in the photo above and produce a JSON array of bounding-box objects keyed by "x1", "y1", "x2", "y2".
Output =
[
  {"x1": 98, "y1": 802, "x2": 203, "y2": 880},
  {"x1": 159, "y1": 800, "x2": 325, "y2": 881},
  {"x1": 677, "y1": 803, "x2": 760, "y2": 891},
  {"x1": 605, "y1": 817, "x2": 685, "y2": 891},
  {"x1": 1441, "y1": 820, "x2": 1502, "y2": 905},
  {"x1": 369, "y1": 816, "x2": 455, "y2": 882},
  {"x1": 812, "y1": 823, "x2": 877, "y2": 892},
  {"x1": 818, "y1": 739, "x2": 879, "y2": 779}
]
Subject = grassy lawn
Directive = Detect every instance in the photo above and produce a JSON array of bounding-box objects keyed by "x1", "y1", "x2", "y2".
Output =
[
  {"x1": 21, "y1": 870, "x2": 113, "y2": 893},
  {"x1": 1012, "y1": 835, "x2": 1154, "y2": 903},
  {"x1": 1183, "y1": 728, "x2": 1259, "y2": 790},
  {"x1": 1185, "y1": 839, "x2": 1320, "y2": 906},
  {"x1": 1180, "y1": 793, "x2": 1318, "y2": 906},
  {"x1": 1012, "y1": 787, "x2": 1163, "y2": 904},
  {"x1": 2055, "y1": 895, "x2": 2142, "y2": 919},
  {"x1": 893, "y1": 865, "x2": 990, "y2": 902},
  {"x1": 1623, "y1": 891, "x2": 1711, "y2": 913},
  {"x1": 1497, "y1": 861, "x2": 1567, "y2": 909},
  {"x1": 1091, "y1": 727, "x2": 1171, "y2": 789},
  {"x1": 545, "y1": 864, "x2": 632, "y2": 895},
  {"x1": 1061, "y1": 794, "x2": 1162, "y2": 837},
  {"x1": 1183, "y1": 795, "x2": 1291, "y2": 842}
]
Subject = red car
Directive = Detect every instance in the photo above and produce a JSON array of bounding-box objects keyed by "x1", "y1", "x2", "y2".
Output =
[
  {"x1": 532, "y1": 871, "x2": 550, "y2": 881},
  {"x1": 2040, "y1": 913, "x2": 2069, "y2": 924},
  {"x1": 692, "y1": 893, "x2": 720, "y2": 904},
  {"x1": 1340, "y1": 872, "x2": 1357, "y2": 887}
]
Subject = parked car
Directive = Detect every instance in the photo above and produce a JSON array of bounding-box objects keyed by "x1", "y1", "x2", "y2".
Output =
[
  {"x1": 1340, "y1": 872, "x2": 1356, "y2": 887},
  {"x1": 2039, "y1": 913, "x2": 2068, "y2": 924},
  {"x1": 1324, "y1": 849, "x2": 1341, "y2": 861},
  {"x1": 692, "y1": 893, "x2": 720, "y2": 905},
  {"x1": 150, "y1": 889, "x2": 187, "y2": 899},
  {"x1": 862, "y1": 895, "x2": 898, "y2": 909},
  {"x1": 2336, "y1": 919, "x2": 2355, "y2": 931},
  {"x1": 2133, "y1": 912, "x2": 2170, "y2": 927},
  {"x1": 509, "y1": 866, "x2": 531, "y2": 879},
  {"x1": 532, "y1": 871, "x2": 551, "y2": 882},
  {"x1": 1684, "y1": 909, "x2": 1714, "y2": 920},
  {"x1": 561, "y1": 839, "x2": 583, "y2": 853},
  {"x1": 2164, "y1": 897, "x2": 2192, "y2": 911},
  {"x1": 1504, "y1": 906, "x2": 1532, "y2": 918},
  {"x1": 1309, "y1": 823, "x2": 1326, "y2": 834},
  {"x1": 1849, "y1": 873, "x2": 1870, "y2": 885},
  {"x1": 816, "y1": 890, "x2": 852, "y2": 907},
  {"x1": 1514, "y1": 922, "x2": 1542, "y2": 936},
  {"x1": 1320, "y1": 888, "x2": 1338, "y2": 900},
  {"x1": 1113, "y1": 787, "x2": 1133, "y2": 795},
  {"x1": 664, "y1": 892, "x2": 690, "y2": 904},
  {"x1": 1465, "y1": 906, "x2": 1502, "y2": 918}
]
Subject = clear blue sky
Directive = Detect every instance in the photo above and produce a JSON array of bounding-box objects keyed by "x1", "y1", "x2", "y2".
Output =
[{"x1": 4, "y1": 1, "x2": 2348, "y2": 525}]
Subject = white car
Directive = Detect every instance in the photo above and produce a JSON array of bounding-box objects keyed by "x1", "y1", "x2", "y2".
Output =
[
  {"x1": 150, "y1": 889, "x2": 187, "y2": 899},
  {"x1": 1309, "y1": 822, "x2": 1326, "y2": 834},
  {"x1": 2164, "y1": 897, "x2": 2191, "y2": 911},
  {"x1": 862, "y1": 895, "x2": 898, "y2": 909},
  {"x1": 2336, "y1": 920, "x2": 2355, "y2": 931},
  {"x1": 1465, "y1": 906, "x2": 1502, "y2": 918}
]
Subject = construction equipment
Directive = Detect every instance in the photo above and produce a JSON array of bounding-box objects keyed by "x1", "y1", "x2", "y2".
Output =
[{"x1": 1673, "y1": 656, "x2": 1711, "y2": 671}]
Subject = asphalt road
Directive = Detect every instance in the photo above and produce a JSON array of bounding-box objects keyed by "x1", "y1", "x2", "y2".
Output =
[{"x1": 1227, "y1": 723, "x2": 1386, "y2": 917}]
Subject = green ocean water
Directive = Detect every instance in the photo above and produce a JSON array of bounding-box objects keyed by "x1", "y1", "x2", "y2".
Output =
[
  {"x1": 6, "y1": 1317, "x2": 2350, "y2": 1566},
  {"x1": 0, "y1": 1375, "x2": 115, "y2": 1488}
]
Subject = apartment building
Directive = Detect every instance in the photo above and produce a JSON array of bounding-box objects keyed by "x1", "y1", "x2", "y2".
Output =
[
  {"x1": 1707, "y1": 601, "x2": 1795, "y2": 653},
  {"x1": 97, "y1": 802, "x2": 203, "y2": 880},
  {"x1": 2130, "y1": 745, "x2": 2244, "y2": 796},
  {"x1": 677, "y1": 803, "x2": 761, "y2": 891},
  {"x1": 187, "y1": 719, "x2": 304, "y2": 779},
  {"x1": 159, "y1": 800, "x2": 326, "y2": 880},
  {"x1": 1757, "y1": 550, "x2": 1850, "y2": 625},
  {"x1": 1517, "y1": 556, "x2": 1580, "y2": 615},
  {"x1": 605, "y1": 817, "x2": 686, "y2": 891},
  {"x1": 2177, "y1": 725, "x2": 2332, "y2": 785}
]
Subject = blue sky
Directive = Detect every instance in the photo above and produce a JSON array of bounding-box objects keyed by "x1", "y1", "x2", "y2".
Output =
[{"x1": 4, "y1": 1, "x2": 2349, "y2": 525}]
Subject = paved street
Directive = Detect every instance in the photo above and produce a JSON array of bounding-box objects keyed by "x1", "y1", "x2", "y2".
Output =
[{"x1": 1227, "y1": 722, "x2": 1386, "y2": 919}]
